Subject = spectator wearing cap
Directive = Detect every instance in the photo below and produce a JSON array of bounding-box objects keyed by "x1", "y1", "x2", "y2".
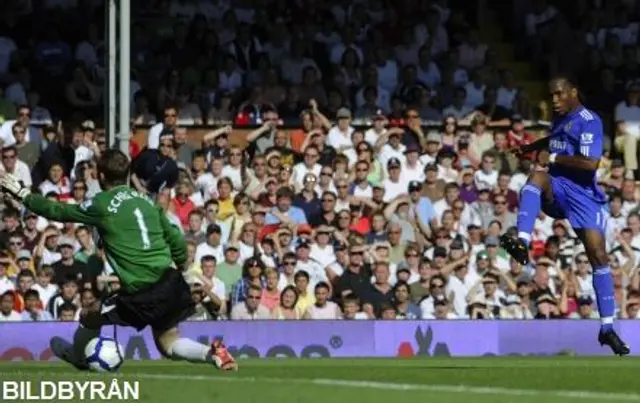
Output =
[
  {"x1": 326, "y1": 107, "x2": 355, "y2": 153},
  {"x1": 364, "y1": 111, "x2": 388, "y2": 147},
  {"x1": 402, "y1": 144, "x2": 426, "y2": 183},
  {"x1": 419, "y1": 132, "x2": 442, "y2": 167},
  {"x1": 500, "y1": 294, "x2": 533, "y2": 319},
  {"x1": 216, "y1": 243, "x2": 243, "y2": 293},
  {"x1": 294, "y1": 238, "x2": 326, "y2": 287},
  {"x1": 382, "y1": 157, "x2": 408, "y2": 202},
  {"x1": 378, "y1": 127, "x2": 406, "y2": 168},
  {"x1": 194, "y1": 224, "x2": 225, "y2": 264},
  {"x1": 51, "y1": 235, "x2": 86, "y2": 287},
  {"x1": 534, "y1": 294, "x2": 562, "y2": 319},
  {"x1": 265, "y1": 187, "x2": 308, "y2": 228}
]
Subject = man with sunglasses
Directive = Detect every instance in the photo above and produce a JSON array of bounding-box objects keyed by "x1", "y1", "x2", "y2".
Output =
[
  {"x1": 147, "y1": 105, "x2": 179, "y2": 149},
  {"x1": 131, "y1": 131, "x2": 179, "y2": 199}
]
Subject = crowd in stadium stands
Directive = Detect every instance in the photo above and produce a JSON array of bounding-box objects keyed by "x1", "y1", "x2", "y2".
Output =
[{"x1": 2, "y1": 0, "x2": 640, "y2": 322}]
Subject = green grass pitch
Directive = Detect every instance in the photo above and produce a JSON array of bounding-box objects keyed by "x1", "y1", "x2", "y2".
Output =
[{"x1": 2, "y1": 358, "x2": 640, "y2": 402}]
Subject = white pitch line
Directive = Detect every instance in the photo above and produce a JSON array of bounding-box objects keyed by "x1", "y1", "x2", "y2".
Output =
[{"x1": 5, "y1": 371, "x2": 639, "y2": 401}]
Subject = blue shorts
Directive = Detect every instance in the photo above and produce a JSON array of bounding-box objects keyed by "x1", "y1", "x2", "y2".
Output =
[{"x1": 542, "y1": 176, "x2": 607, "y2": 234}]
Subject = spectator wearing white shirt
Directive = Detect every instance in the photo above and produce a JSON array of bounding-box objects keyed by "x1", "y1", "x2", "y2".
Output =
[
  {"x1": 378, "y1": 128, "x2": 407, "y2": 168},
  {"x1": 303, "y1": 282, "x2": 341, "y2": 319},
  {"x1": 382, "y1": 158, "x2": 409, "y2": 202},
  {"x1": 474, "y1": 153, "x2": 499, "y2": 191},
  {"x1": 0, "y1": 145, "x2": 31, "y2": 188},
  {"x1": 0, "y1": 262, "x2": 14, "y2": 295},
  {"x1": 293, "y1": 146, "x2": 322, "y2": 190},
  {"x1": 195, "y1": 224, "x2": 225, "y2": 264},
  {"x1": 199, "y1": 255, "x2": 227, "y2": 314},
  {"x1": 327, "y1": 108, "x2": 356, "y2": 154},
  {"x1": 364, "y1": 114, "x2": 388, "y2": 146},
  {"x1": 147, "y1": 105, "x2": 178, "y2": 149},
  {"x1": 402, "y1": 145, "x2": 426, "y2": 183},
  {"x1": 230, "y1": 284, "x2": 271, "y2": 320},
  {"x1": 0, "y1": 105, "x2": 36, "y2": 148}
]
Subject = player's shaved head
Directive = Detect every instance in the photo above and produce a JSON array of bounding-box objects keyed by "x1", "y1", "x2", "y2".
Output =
[
  {"x1": 97, "y1": 149, "x2": 130, "y2": 188},
  {"x1": 549, "y1": 75, "x2": 580, "y2": 114}
]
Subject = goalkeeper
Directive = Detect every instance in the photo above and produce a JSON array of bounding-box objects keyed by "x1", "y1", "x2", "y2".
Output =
[{"x1": 0, "y1": 149, "x2": 237, "y2": 371}]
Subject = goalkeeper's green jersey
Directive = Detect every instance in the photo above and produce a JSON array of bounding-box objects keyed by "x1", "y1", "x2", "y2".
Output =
[{"x1": 25, "y1": 185, "x2": 187, "y2": 293}]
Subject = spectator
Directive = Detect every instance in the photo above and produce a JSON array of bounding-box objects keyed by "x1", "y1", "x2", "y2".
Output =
[
  {"x1": 0, "y1": 291, "x2": 20, "y2": 321},
  {"x1": 230, "y1": 284, "x2": 271, "y2": 320}
]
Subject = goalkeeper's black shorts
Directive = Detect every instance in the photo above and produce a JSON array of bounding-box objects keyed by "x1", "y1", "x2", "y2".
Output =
[{"x1": 89, "y1": 269, "x2": 195, "y2": 333}]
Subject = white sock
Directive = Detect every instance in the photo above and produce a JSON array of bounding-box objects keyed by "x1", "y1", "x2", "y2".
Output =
[
  {"x1": 167, "y1": 338, "x2": 211, "y2": 363},
  {"x1": 73, "y1": 325, "x2": 100, "y2": 363}
]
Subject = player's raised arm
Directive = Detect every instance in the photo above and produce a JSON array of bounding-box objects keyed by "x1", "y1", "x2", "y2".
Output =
[
  {"x1": 158, "y1": 205, "x2": 188, "y2": 268},
  {"x1": 0, "y1": 174, "x2": 103, "y2": 226}
]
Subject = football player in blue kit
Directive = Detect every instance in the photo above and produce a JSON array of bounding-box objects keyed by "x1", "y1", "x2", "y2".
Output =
[{"x1": 500, "y1": 77, "x2": 630, "y2": 356}]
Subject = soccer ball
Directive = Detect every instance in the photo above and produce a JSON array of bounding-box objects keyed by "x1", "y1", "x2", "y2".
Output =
[{"x1": 84, "y1": 337, "x2": 124, "y2": 372}]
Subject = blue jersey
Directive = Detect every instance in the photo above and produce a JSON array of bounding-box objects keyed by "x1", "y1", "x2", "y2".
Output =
[{"x1": 548, "y1": 106, "x2": 606, "y2": 203}]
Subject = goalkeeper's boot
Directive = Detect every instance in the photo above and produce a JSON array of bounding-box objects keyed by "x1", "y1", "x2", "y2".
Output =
[
  {"x1": 500, "y1": 234, "x2": 530, "y2": 266},
  {"x1": 50, "y1": 336, "x2": 90, "y2": 370},
  {"x1": 210, "y1": 338, "x2": 238, "y2": 371},
  {"x1": 599, "y1": 329, "x2": 630, "y2": 356}
]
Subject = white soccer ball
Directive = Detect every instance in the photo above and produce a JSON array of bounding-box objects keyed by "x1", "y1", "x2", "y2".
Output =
[{"x1": 84, "y1": 337, "x2": 124, "y2": 372}]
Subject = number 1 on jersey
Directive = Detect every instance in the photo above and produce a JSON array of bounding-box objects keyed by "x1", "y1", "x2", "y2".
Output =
[{"x1": 133, "y1": 208, "x2": 151, "y2": 250}]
